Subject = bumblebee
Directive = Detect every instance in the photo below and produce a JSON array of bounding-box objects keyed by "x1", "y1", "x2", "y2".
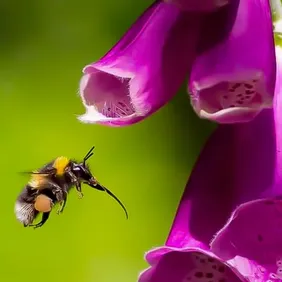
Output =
[{"x1": 15, "y1": 146, "x2": 128, "y2": 229}]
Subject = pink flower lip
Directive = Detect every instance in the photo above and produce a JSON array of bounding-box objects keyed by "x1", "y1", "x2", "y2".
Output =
[
  {"x1": 190, "y1": 71, "x2": 273, "y2": 123},
  {"x1": 138, "y1": 246, "x2": 248, "y2": 282}
]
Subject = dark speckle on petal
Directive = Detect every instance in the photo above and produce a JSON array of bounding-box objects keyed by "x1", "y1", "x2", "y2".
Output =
[
  {"x1": 206, "y1": 273, "x2": 213, "y2": 278},
  {"x1": 218, "y1": 266, "x2": 225, "y2": 273},
  {"x1": 195, "y1": 272, "x2": 204, "y2": 278},
  {"x1": 244, "y1": 83, "x2": 253, "y2": 89}
]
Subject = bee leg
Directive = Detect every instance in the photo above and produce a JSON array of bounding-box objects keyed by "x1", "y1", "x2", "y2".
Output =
[
  {"x1": 65, "y1": 170, "x2": 83, "y2": 199},
  {"x1": 57, "y1": 194, "x2": 67, "y2": 215},
  {"x1": 75, "y1": 182, "x2": 83, "y2": 199},
  {"x1": 29, "y1": 212, "x2": 50, "y2": 229},
  {"x1": 46, "y1": 180, "x2": 67, "y2": 203},
  {"x1": 51, "y1": 183, "x2": 64, "y2": 197}
]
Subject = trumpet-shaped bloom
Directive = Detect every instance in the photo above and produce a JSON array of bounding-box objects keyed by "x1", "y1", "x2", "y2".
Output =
[
  {"x1": 78, "y1": 1, "x2": 202, "y2": 126},
  {"x1": 189, "y1": 0, "x2": 276, "y2": 123},
  {"x1": 138, "y1": 47, "x2": 282, "y2": 282}
]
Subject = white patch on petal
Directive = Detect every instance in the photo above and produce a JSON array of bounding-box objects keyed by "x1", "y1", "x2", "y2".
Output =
[
  {"x1": 77, "y1": 105, "x2": 136, "y2": 124},
  {"x1": 229, "y1": 256, "x2": 282, "y2": 282}
]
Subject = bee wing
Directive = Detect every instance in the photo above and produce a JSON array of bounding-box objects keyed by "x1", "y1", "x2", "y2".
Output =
[
  {"x1": 14, "y1": 201, "x2": 38, "y2": 227},
  {"x1": 19, "y1": 170, "x2": 56, "y2": 191},
  {"x1": 19, "y1": 170, "x2": 55, "y2": 176}
]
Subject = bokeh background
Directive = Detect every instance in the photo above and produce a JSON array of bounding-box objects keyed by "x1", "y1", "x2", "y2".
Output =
[{"x1": 0, "y1": 1, "x2": 215, "y2": 281}]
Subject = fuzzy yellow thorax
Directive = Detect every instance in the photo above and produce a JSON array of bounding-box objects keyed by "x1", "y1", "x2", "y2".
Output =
[{"x1": 52, "y1": 156, "x2": 70, "y2": 176}]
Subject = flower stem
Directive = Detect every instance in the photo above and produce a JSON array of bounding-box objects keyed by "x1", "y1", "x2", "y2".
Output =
[
  {"x1": 271, "y1": 0, "x2": 282, "y2": 22},
  {"x1": 271, "y1": 0, "x2": 282, "y2": 46}
]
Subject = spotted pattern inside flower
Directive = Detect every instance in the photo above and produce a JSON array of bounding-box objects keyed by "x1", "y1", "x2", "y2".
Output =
[
  {"x1": 80, "y1": 71, "x2": 136, "y2": 119},
  {"x1": 189, "y1": 74, "x2": 270, "y2": 123},
  {"x1": 99, "y1": 99, "x2": 135, "y2": 118},
  {"x1": 219, "y1": 79, "x2": 261, "y2": 109},
  {"x1": 182, "y1": 253, "x2": 237, "y2": 282},
  {"x1": 256, "y1": 258, "x2": 282, "y2": 282}
]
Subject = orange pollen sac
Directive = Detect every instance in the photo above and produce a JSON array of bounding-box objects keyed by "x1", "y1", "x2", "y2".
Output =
[{"x1": 34, "y1": 194, "x2": 53, "y2": 212}]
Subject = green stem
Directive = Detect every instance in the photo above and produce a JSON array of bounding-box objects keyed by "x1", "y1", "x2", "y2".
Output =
[
  {"x1": 271, "y1": 0, "x2": 282, "y2": 22},
  {"x1": 271, "y1": 0, "x2": 282, "y2": 46}
]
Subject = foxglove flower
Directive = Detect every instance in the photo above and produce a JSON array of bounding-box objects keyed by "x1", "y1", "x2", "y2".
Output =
[
  {"x1": 189, "y1": 0, "x2": 276, "y2": 123},
  {"x1": 78, "y1": 1, "x2": 202, "y2": 126},
  {"x1": 138, "y1": 46, "x2": 282, "y2": 282}
]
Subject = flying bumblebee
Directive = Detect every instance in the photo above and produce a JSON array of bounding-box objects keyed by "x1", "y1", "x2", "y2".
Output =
[{"x1": 14, "y1": 146, "x2": 128, "y2": 229}]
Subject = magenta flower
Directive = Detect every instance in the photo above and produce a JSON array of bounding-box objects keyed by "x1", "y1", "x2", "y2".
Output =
[
  {"x1": 78, "y1": 1, "x2": 202, "y2": 126},
  {"x1": 163, "y1": 0, "x2": 229, "y2": 11},
  {"x1": 189, "y1": 0, "x2": 276, "y2": 124},
  {"x1": 78, "y1": 0, "x2": 276, "y2": 127},
  {"x1": 138, "y1": 47, "x2": 282, "y2": 282}
]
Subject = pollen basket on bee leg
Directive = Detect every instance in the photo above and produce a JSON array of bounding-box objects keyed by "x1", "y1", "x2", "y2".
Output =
[
  {"x1": 34, "y1": 195, "x2": 53, "y2": 212},
  {"x1": 52, "y1": 156, "x2": 70, "y2": 176}
]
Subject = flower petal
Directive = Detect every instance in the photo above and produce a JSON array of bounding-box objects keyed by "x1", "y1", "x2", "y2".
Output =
[
  {"x1": 139, "y1": 107, "x2": 275, "y2": 280},
  {"x1": 78, "y1": 2, "x2": 202, "y2": 126},
  {"x1": 210, "y1": 198, "x2": 282, "y2": 281},
  {"x1": 189, "y1": 0, "x2": 276, "y2": 123},
  {"x1": 274, "y1": 46, "x2": 282, "y2": 185},
  {"x1": 163, "y1": 0, "x2": 229, "y2": 11},
  {"x1": 165, "y1": 112, "x2": 275, "y2": 249},
  {"x1": 139, "y1": 247, "x2": 247, "y2": 282},
  {"x1": 210, "y1": 46, "x2": 282, "y2": 279},
  {"x1": 145, "y1": 246, "x2": 174, "y2": 265},
  {"x1": 229, "y1": 256, "x2": 276, "y2": 282},
  {"x1": 139, "y1": 45, "x2": 279, "y2": 281}
]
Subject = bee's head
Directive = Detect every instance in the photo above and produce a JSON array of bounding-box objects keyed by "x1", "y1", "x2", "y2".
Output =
[
  {"x1": 71, "y1": 162, "x2": 98, "y2": 186},
  {"x1": 71, "y1": 146, "x2": 99, "y2": 187},
  {"x1": 71, "y1": 146, "x2": 128, "y2": 219}
]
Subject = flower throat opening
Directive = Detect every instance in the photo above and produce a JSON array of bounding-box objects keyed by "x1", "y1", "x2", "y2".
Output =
[{"x1": 81, "y1": 71, "x2": 136, "y2": 118}]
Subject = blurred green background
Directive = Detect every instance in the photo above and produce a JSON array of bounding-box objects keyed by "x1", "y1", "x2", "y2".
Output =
[{"x1": 0, "y1": 1, "x2": 215, "y2": 281}]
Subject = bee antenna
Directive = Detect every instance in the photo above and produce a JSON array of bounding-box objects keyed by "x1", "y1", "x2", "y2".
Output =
[
  {"x1": 103, "y1": 187, "x2": 128, "y2": 219},
  {"x1": 83, "y1": 146, "x2": 95, "y2": 165}
]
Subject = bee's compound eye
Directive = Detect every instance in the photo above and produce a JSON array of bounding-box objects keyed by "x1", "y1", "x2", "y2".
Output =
[
  {"x1": 34, "y1": 195, "x2": 53, "y2": 212},
  {"x1": 72, "y1": 166, "x2": 81, "y2": 171}
]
